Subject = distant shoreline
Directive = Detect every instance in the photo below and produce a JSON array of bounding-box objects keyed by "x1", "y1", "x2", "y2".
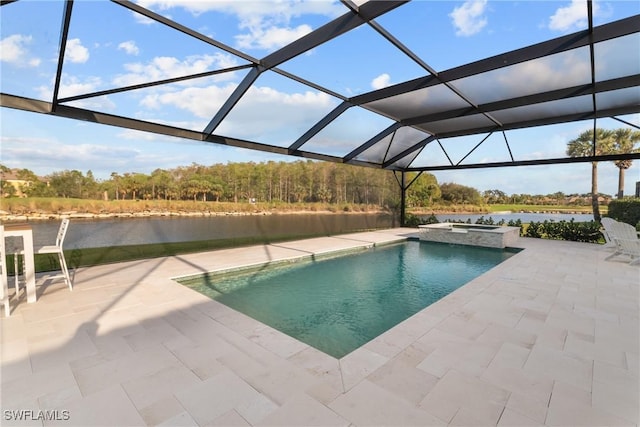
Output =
[
  {"x1": 0, "y1": 207, "x2": 593, "y2": 222},
  {"x1": 0, "y1": 209, "x2": 391, "y2": 222}
]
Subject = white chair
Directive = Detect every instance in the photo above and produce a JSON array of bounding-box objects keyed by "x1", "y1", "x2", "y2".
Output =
[
  {"x1": 600, "y1": 217, "x2": 618, "y2": 251},
  {"x1": 38, "y1": 218, "x2": 73, "y2": 290},
  {"x1": 1, "y1": 225, "x2": 11, "y2": 317},
  {"x1": 603, "y1": 218, "x2": 640, "y2": 266},
  {"x1": 12, "y1": 219, "x2": 73, "y2": 290}
]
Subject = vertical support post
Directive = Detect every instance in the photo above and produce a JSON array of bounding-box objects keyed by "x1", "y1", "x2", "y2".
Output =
[{"x1": 400, "y1": 171, "x2": 406, "y2": 227}]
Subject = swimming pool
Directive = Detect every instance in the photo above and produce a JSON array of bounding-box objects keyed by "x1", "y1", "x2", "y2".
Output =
[{"x1": 177, "y1": 240, "x2": 517, "y2": 358}]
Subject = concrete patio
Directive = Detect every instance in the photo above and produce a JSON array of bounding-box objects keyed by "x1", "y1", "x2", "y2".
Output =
[{"x1": 1, "y1": 229, "x2": 638, "y2": 426}]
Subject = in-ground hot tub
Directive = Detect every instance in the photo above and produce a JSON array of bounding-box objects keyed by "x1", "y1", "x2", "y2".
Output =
[{"x1": 418, "y1": 223, "x2": 520, "y2": 248}]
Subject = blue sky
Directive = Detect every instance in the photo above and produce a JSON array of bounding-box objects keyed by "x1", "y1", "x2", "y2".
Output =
[{"x1": 1, "y1": 0, "x2": 639, "y2": 196}]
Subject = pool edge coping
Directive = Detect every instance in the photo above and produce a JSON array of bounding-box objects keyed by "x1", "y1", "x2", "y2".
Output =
[{"x1": 169, "y1": 234, "x2": 526, "y2": 366}]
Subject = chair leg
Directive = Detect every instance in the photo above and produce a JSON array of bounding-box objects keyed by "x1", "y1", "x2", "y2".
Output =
[
  {"x1": 1, "y1": 297, "x2": 9, "y2": 317},
  {"x1": 13, "y1": 254, "x2": 20, "y2": 296},
  {"x1": 604, "y1": 250, "x2": 621, "y2": 261},
  {"x1": 1, "y1": 275, "x2": 9, "y2": 317},
  {"x1": 58, "y1": 252, "x2": 72, "y2": 290}
]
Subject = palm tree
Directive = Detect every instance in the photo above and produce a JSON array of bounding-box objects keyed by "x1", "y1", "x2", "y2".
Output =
[
  {"x1": 566, "y1": 128, "x2": 613, "y2": 222},
  {"x1": 610, "y1": 128, "x2": 640, "y2": 198}
]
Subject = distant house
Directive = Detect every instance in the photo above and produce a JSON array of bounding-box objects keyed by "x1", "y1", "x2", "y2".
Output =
[{"x1": 0, "y1": 169, "x2": 46, "y2": 198}]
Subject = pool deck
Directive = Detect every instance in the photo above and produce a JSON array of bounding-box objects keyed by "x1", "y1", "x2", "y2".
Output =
[{"x1": 1, "y1": 228, "x2": 638, "y2": 426}]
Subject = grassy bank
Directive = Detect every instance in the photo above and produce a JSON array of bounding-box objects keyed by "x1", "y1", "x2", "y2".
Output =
[{"x1": 1, "y1": 197, "x2": 601, "y2": 218}]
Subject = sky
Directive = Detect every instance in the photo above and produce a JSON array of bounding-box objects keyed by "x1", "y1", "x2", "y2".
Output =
[{"x1": 1, "y1": 0, "x2": 639, "y2": 197}]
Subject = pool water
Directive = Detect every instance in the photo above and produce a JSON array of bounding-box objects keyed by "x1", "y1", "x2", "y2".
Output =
[{"x1": 177, "y1": 241, "x2": 517, "y2": 358}]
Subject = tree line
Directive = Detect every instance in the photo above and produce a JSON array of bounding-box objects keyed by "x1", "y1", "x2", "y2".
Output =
[
  {"x1": 0, "y1": 160, "x2": 620, "y2": 210},
  {"x1": 1, "y1": 161, "x2": 431, "y2": 208},
  {"x1": 1, "y1": 127, "x2": 636, "y2": 212}
]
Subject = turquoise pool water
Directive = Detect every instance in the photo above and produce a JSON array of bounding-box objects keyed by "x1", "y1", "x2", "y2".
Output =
[{"x1": 178, "y1": 241, "x2": 517, "y2": 358}]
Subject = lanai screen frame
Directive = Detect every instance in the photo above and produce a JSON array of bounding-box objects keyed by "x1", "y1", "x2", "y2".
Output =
[{"x1": 1, "y1": 0, "x2": 639, "y2": 222}]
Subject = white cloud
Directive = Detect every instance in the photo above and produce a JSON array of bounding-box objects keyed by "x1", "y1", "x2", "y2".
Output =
[
  {"x1": 140, "y1": 82, "x2": 336, "y2": 141},
  {"x1": 548, "y1": 0, "x2": 590, "y2": 31},
  {"x1": 136, "y1": 1, "x2": 342, "y2": 51},
  {"x1": 112, "y1": 53, "x2": 239, "y2": 87},
  {"x1": 0, "y1": 136, "x2": 140, "y2": 169},
  {"x1": 136, "y1": 1, "x2": 342, "y2": 21},
  {"x1": 58, "y1": 76, "x2": 102, "y2": 98},
  {"x1": 118, "y1": 40, "x2": 140, "y2": 56},
  {"x1": 118, "y1": 128, "x2": 172, "y2": 141},
  {"x1": 65, "y1": 38, "x2": 90, "y2": 63},
  {"x1": 371, "y1": 74, "x2": 391, "y2": 90},
  {"x1": 0, "y1": 34, "x2": 41, "y2": 67},
  {"x1": 36, "y1": 75, "x2": 114, "y2": 110},
  {"x1": 449, "y1": 0, "x2": 488, "y2": 37},
  {"x1": 235, "y1": 24, "x2": 312, "y2": 50},
  {"x1": 140, "y1": 83, "x2": 237, "y2": 116}
]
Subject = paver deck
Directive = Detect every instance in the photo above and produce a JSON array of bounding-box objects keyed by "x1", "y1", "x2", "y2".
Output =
[{"x1": 1, "y1": 228, "x2": 638, "y2": 426}]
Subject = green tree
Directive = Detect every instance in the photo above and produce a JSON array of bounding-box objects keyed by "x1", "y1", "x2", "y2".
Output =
[
  {"x1": 48, "y1": 170, "x2": 86, "y2": 198},
  {"x1": 483, "y1": 189, "x2": 507, "y2": 204},
  {"x1": 566, "y1": 129, "x2": 613, "y2": 222},
  {"x1": 150, "y1": 169, "x2": 173, "y2": 200},
  {"x1": 120, "y1": 173, "x2": 148, "y2": 200},
  {"x1": 83, "y1": 170, "x2": 99, "y2": 199},
  {"x1": 610, "y1": 128, "x2": 640, "y2": 198},
  {"x1": 110, "y1": 172, "x2": 122, "y2": 200},
  {"x1": 406, "y1": 173, "x2": 440, "y2": 207},
  {"x1": 439, "y1": 182, "x2": 483, "y2": 205},
  {"x1": 184, "y1": 176, "x2": 212, "y2": 201}
]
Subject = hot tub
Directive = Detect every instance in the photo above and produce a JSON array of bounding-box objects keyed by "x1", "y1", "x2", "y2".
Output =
[{"x1": 418, "y1": 223, "x2": 520, "y2": 248}]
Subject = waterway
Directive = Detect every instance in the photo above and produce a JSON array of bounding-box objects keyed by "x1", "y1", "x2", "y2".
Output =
[
  {"x1": 14, "y1": 211, "x2": 594, "y2": 250},
  {"x1": 23, "y1": 213, "x2": 397, "y2": 249}
]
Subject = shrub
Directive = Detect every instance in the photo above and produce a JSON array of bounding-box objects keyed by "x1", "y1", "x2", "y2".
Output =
[
  {"x1": 404, "y1": 213, "x2": 424, "y2": 227},
  {"x1": 507, "y1": 218, "x2": 523, "y2": 230},
  {"x1": 474, "y1": 216, "x2": 507, "y2": 226},
  {"x1": 523, "y1": 220, "x2": 602, "y2": 243},
  {"x1": 404, "y1": 213, "x2": 439, "y2": 227},
  {"x1": 607, "y1": 198, "x2": 640, "y2": 228},
  {"x1": 524, "y1": 221, "x2": 544, "y2": 238},
  {"x1": 423, "y1": 213, "x2": 439, "y2": 224}
]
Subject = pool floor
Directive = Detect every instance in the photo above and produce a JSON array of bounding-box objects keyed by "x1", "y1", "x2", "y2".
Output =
[{"x1": 178, "y1": 241, "x2": 517, "y2": 358}]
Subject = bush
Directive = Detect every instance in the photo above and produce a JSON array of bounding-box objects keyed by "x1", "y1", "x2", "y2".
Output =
[
  {"x1": 507, "y1": 218, "x2": 523, "y2": 230},
  {"x1": 404, "y1": 213, "x2": 439, "y2": 227},
  {"x1": 524, "y1": 221, "x2": 544, "y2": 238},
  {"x1": 474, "y1": 216, "x2": 507, "y2": 226},
  {"x1": 423, "y1": 213, "x2": 439, "y2": 224},
  {"x1": 404, "y1": 213, "x2": 424, "y2": 227},
  {"x1": 607, "y1": 198, "x2": 640, "y2": 228},
  {"x1": 523, "y1": 220, "x2": 602, "y2": 243}
]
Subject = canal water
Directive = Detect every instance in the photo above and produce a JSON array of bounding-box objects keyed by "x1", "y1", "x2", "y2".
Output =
[
  {"x1": 17, "y1": 211, "x2": 593, "y2": 250},
  {"x1": 24, "y1": 213, "x2": 397, "y2": 249}
]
